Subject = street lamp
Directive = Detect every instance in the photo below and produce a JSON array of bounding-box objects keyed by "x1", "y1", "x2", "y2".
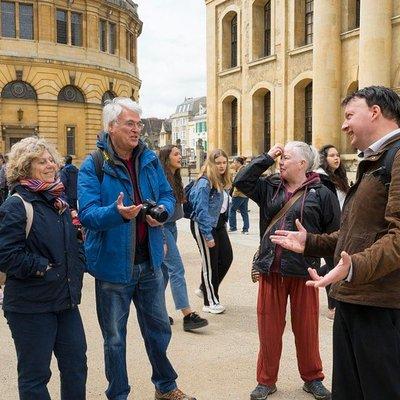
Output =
[{"x1": 17, "y1": 108, "x2": 23, "y2": 122}]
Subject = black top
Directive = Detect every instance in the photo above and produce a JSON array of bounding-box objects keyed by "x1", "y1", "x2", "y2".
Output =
[{"x1": 234, "y1": 153, "x2": 341, "y2": 277}]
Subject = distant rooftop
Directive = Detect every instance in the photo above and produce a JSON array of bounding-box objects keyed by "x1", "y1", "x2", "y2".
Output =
[
  {"x1": 105, "y1": 0, "x2": 138, "y2": 17},
  {"x1": 173, "y1": 96, "x2": 207, "y2": 116}
]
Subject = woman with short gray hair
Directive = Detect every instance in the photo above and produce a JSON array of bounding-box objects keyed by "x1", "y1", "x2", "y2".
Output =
[{"x1": 234, "y1": 141, "x2": 340, "y2": 400}]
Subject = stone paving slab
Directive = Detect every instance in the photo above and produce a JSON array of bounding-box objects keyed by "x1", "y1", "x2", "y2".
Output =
[{"x1": 0, "y1": 200, "x2": 333, "y2": 399}]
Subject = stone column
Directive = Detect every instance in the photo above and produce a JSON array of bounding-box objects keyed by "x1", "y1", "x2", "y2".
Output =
[
  {"x1": 205, "y1": 1, "x2": 218, "y2": 151},
  {"x1": 358, "y1": 1, "x2": 392, "y2": 88},
  {"x1": 312, "y1": 0, "x2": 342, "y2": 149}
]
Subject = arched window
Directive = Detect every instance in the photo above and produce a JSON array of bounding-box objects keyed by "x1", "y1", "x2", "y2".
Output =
[
  {"x1": 1, "y1": 81, "x2": 37, "y2": 99},
  {"x1": 231, "y1": 98, "x2": 238, "y2": 155},
  {"x1": 264, "y1": 1, "x2": 271, "y2": 56},
  {"x1": 222, "y1": 12, "x2": 239, "y2": 69},
  {"x1": 304, "y1": 82, "x2": 313, "y2": 144},
  {"x1": 264, "y1": 92, "x2": 271, "y2": 149},
  {"x1": 347, "y1": 0, "x2": 361, "y2": 30},
  {"x1": 231, "y1": 15, "x2": 238, "y2": 68},
  {"x1": 355, "y1": 0, "x2": 360, "y2": 28},
  {"x1": 102, "y1": 91, "x2": 116, "y2": 106},
  {"x1": 305, "y1": 0, "x2": 314, "y2": 45},
  {"x1": 58, "y1": 85, "x2": 85, "y2": 103}
]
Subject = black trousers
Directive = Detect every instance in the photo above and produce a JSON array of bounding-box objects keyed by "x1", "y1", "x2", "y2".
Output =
[
  {"x1": 190, "y1": 218, "x2": 233, "y2": 306},
  {"x1": 332, "y1": 301, "x2": 400, "y2": 400},
  {"x1": 319, "y1": 259, "x2": 337, "y2": 310}
]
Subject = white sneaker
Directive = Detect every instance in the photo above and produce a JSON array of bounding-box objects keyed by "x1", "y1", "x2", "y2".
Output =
[
  {"x1": 194, "y1": 288, "x2": 204, "y2": 299},
  {"x1": 202, "y1": 304, "x2": 225, "y2": 314}
]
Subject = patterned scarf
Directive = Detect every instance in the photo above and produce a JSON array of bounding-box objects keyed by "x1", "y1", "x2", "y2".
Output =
[{"x1": 19, "y1": 178, "x2": 68, "y2": 213}]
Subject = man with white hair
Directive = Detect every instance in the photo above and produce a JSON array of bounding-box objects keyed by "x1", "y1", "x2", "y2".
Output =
[{"x1": 78, "y1": 98, "x2": 196, "y2": 400}]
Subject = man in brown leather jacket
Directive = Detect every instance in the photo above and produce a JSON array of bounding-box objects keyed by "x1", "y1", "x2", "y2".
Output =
[{"x1": 270, "y1": 86, "x2": 400, "y2": 400}]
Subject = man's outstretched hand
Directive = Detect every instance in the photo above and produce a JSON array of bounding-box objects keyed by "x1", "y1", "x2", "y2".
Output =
[
  {"x1": 270, "y1": 219, "x2": 307, "y2": 253},
  {"x1": 117, "y1": 192, "x2": 142, "y2": 220},
  {"x1": 306, "y1": 251, "x2": 352, "y2": 288}
]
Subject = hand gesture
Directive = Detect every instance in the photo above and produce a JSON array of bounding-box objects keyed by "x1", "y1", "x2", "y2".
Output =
[
  {"x1": 270, "y1": 219, "x2": 307, "y2": 253},
  {"x1": 145, "y1": 214, "x2": 163, "y2": 227},
  {"x1": 206, "y1": 239, "x2": 215, "y2": 248},
  {"x1": 306, "y1": 251, "x2": 352, "y2": 288},
  {"x1": 117, "y1": 192, "x2": 142, "y2": 220},
  {"x1": 267, "y1": 143, "x2": 284, "y2": 159}
]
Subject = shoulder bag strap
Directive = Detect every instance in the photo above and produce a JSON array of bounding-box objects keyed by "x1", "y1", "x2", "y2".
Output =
[
  {"x1": 260, "y1": 188, "x2": 306, "y2": 244},
  {"x1": 12, "y1": 193, "x2": 33, "y2": 238}
]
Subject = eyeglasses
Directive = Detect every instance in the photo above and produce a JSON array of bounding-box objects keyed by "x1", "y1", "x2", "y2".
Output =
[{"x1": 117, "y1": 120, "x2": 144, "y2": 130}]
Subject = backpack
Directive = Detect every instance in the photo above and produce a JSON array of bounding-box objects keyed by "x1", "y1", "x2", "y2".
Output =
[
  {"x1": 182, "y1": 176, "x2": 216, "y2": 219},
  {"x1": 0, "y1": 193, "x2": 33, "y2": 286},
  {"x1": 375, "y1": 140, "x2": 400, "y2": 188},
  {"x1": 91, "y1": 149, "x2": 105, "y2": 183},
  {"x1": 12, "y1": 193, "x2": 33, "y2": 237}
]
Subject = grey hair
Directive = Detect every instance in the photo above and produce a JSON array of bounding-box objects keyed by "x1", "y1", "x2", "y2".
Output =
[
  {"x1": 102, "y1": 97, "x2": 143, "y2": 131},
  {"x1": 6, "y1": 136, "x2": 62, "y2": 185},
  {"x1": 285, "y1": 141, "x2": 319, "y2": 172}
]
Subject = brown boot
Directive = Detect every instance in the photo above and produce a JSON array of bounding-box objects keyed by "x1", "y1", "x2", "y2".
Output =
[{"x1": 155, "y1": 388, "x2": 196, "y2": 400}]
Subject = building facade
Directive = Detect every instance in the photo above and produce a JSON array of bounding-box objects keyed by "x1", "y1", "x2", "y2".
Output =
[
  {"x1": 205, "y1": 0, "x2": 400, "y2": 161},
  {"x1": 170, "y1": 96, "x2": 207, "y2": 158},
  {"x1": 0, "y1": 0, "x2": 142, "y2": 163},
  {"x1": 142, "y1": 117, "x2": 164, "y2": 150},
  {"x1": 159, "y1": 119, "x2": 172, "y2": 147},
  {"x1": 187, "y1": 101, "x2": 208, "y2": 158}
]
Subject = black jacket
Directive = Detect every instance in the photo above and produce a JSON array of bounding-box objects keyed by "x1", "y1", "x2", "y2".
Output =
[
  {"x1": 234, "y1": 153, "x2": 340, "y2": 277},
  {"x1": 0, "y1": 185, "x2": 85, "y2": 313},
  {"x1": 60, "y1": 163, "x2": 79, "y2": 210}
]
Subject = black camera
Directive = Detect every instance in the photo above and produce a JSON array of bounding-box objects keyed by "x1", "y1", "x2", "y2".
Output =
[{"x1": 141, "y1": 200, "x2": 168, "y2": 223}]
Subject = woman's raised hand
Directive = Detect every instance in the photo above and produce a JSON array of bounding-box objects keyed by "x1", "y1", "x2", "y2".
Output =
[
  {"x1": 267, "y1": 143, "x2": 284, "y2": 159},
  {"x1": 269, "y1": 219, "x2": 307, "y2": 253}
]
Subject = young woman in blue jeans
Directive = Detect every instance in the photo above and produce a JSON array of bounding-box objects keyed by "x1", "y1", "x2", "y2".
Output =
[{"x1": 159, "y1": 145, "x2": 208, "y2": 332}]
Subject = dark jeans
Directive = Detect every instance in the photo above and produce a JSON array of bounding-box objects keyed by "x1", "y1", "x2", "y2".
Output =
[
  {"x1": 95, "y1": 261, "x2": 178, "y2": 400},
  {"x1": 332, "y1": 301, "x2": 400, "y2": 399},
  {"x1": 228, "y1": 196, "x2": 249, "y2": 231},
  {"x1": 4, "y1": 307, "x2": 87, "y2": 400}
]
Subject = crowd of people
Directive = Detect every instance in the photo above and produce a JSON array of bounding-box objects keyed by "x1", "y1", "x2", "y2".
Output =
[{"x1": 0, "y1": 85, "x2": 399, "y2": 400}]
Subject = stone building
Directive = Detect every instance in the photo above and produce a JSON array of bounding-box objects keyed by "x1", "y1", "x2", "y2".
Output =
[
  {"x1": 187, "y1": 101, "x2": 208, "y2": 159},
  {"x1": 205, "y1": 0, "x2": 400, "y2": 163},
  {"x1": 141, "y1": 117, "x2": 163, "y2": 150},
  {"x1": 170, "y1": 96, "x2": 207, "y2": 158},
  {"x1": 0, "y1": 0, "x2": 142, "y2": 163},
  {"x1": 159, "y1": 119, "x2": 172, "y2": 147}
]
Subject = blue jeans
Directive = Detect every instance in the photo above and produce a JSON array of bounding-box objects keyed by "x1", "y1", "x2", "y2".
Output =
[
  {"x1": 95, "y1": 261, "x2": 178, "y2": 400},
  {"x1": 4, "y1": 308, "x2": 87, "y2": 400},
  {"x1": 161, "y1": 222, "x2": 190, "y2": 310},
  {"x1": 229, "y1": 196, "x2": 249, "y2": 231}
]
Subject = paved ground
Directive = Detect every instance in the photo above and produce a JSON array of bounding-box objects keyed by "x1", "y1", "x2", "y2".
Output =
[{"x1": 0, "y1": 200, "x2": 334, "y2": 399}]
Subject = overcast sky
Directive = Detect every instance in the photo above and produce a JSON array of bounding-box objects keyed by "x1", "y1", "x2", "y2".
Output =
[{"x1": 136, "y1": 0, "x2": 206, "y2": 119}]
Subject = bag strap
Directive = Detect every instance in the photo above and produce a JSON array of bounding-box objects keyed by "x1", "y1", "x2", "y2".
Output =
[
  {"x1": 260, "y1": 188, "x2": 306, "y2": 244},
  {"x1": 91, "y1": 149, "x2": 105, "y2": 183},
  {"x1": 12, "y1": 193, "x2": 33, "y2": 238}
]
